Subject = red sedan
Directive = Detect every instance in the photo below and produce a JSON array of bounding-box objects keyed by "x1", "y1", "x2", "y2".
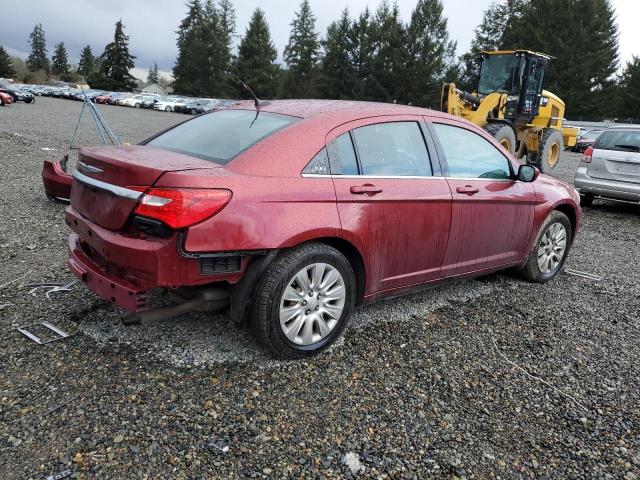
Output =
[
  {"x1": 65, "y1": 100, "x2": 581, "y2": 358},
  {"x1": 0, "y1": 91, "x2": 12, "y2": 106}
]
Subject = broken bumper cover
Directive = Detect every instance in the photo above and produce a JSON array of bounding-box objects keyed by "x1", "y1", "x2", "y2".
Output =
[
  {"x1": 65, "y1": 207, "x2": 247, "y2": 312},
  {"x1": 42, "y1": 158, "x2": 73, "y2": 200},
  {"x1": 68, "y1": 234, "x2": 150, "y2": 312}
]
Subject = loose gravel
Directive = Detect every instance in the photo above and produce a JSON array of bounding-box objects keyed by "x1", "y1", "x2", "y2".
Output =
[{"x1": 0, "y1": 97, "x2": 639, "y2": 479}]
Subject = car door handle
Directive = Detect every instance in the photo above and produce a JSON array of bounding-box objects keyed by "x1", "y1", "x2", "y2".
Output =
[
  {"x1": 456, "y1": 185, "x2": 480, "y2": 195},
  {"x1": 350, "y1": 184, "x2": 382, "y2": 195}
]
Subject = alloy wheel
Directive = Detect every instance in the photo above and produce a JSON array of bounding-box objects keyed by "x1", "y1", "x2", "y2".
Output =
[
  {"x1": 537, "y1": 222, "x2": 567, "y2": 273},
  {"x1": 279, "y1": 263, "x2": 346, "y2": 346}
]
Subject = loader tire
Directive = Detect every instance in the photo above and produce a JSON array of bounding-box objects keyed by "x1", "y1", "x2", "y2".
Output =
[
  {"x1": 484, "y1": 123, "x2": 516, "y2": 156},
  {"x1": 529, "y1": 129, "x2": 563, "y2": 173}
]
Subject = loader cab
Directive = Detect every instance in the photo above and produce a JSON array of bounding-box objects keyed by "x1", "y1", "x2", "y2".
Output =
[{"x1": 477, "y1": 50, "x2": 550, "y2": 124}]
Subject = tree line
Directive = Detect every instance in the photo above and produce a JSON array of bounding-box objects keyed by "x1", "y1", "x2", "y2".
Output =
[{"x1": 0, "y1": 0, "x2": 638, "y2": 119}]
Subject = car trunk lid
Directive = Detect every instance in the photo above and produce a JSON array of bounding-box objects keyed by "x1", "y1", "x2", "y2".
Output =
[
  {"x1": 71, "y1": 145, "x2": 220, "y2": 230},
  {"x1": 589, "y1": 149, "x2": 640, "y2": 184}
]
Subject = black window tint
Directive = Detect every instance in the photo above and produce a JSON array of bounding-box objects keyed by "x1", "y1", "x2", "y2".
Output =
[
  {"x1": 327, "y1": 133, "x2": 359, "y2": 175},
  {"x1": 351, "y1": 122, "x2": 431, "y2": 176},
  {"x1": 433, "y1": 123, "x2": 511, "y2": 179},
  {"x1": 147, "y1": 110, "x2": 297, "y2": 165},
  {"x1": 302, "y1": 148, "x2": 330, "y2": 174}
]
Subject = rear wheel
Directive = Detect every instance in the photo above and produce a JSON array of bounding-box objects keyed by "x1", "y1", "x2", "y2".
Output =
[
  {"x1": 251, "y1": 243, "x2": 356, "y2": 359},
  {"x1": 518, "y1": 211, "x2": 572, "y2": 283},
  {"x1": 529, "y1": 129, "x2": 563, "y2": 173},
  {"x1": 165, "y1": 106, "x2": 172, "y2": 112},
  {"x1": 484, "y1": 123, "x2": 516, "y2": 156}
]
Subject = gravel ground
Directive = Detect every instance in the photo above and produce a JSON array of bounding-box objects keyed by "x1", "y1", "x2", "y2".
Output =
[{"x1": 0, "y1": 97, "x2": 639, "y2": 479}]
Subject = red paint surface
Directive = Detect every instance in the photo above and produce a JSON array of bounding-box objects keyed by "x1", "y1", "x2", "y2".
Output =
[
  {"x1": 65, "y1": 100, "x2": 581, "y2": 312},
  {"x1": 42, "y1": 159, "x2": 73, "y2": 199}
]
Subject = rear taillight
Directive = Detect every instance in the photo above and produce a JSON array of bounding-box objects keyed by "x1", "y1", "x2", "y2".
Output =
[
  {"x1": 582, "y1": 146, "x2": 593, "y2": 163},
  {"x1": 131, "y1": 188, "x2": 231, "y2": 229}
]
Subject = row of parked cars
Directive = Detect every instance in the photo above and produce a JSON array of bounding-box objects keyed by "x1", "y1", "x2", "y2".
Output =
[
  {"x1": 15, "y1": 83, "x2": 236, "y2": 115},
  {"x1": 0, "y1": 81, "x2": 36, "y2": 105}
]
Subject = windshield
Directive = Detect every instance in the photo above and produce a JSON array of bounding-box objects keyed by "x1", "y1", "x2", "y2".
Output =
[
  {"x1": 477, "y1": 54, "x2": 523, "y2": 95},
  {"x1": 147, "y1": 109, "x2": 298, "y2": 164},
  {"x1": 593, "y1": 130, "x2": 640, "y2": 152}
]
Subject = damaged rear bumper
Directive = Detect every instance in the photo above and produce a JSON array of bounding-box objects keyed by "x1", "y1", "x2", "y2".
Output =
[
  {"x1": 65, "y1": 207, "x2": 249, "y2": 313},
  {"x1": 68, "y1": 233, "x2": 150, "y2": 311},
  {"x1": 42, "y1": 157, "x2": 72, "y2": 200}
]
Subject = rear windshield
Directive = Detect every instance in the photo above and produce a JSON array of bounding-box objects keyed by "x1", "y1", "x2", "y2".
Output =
[
  {"x1": 146, "y1": 110, "x2": 298, "y2": 164},
  {"x1": 593, "y1": 130, "x2": 640, "y2": 152}
]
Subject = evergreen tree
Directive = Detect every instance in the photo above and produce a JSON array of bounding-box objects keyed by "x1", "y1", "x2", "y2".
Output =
[
  {"x1": 505, "y1": 0, "x2": 619, "y2": 117},
  {"x1": 618, "y1": 56, "x2": 640, "y2": 119},
  {"x1": 406, "y1": 0, "x2": 457, "y2": 107},
  {"x1": 91, "y1": 20, "x2": 137, "y2": 91},
  {"x1": 283, "y1": 0, "x2": 320, "y2": 98},
  {"x1": 0, "y1": 46, "x2": 16, "y2": 78},
  {"x1": 200, "y1": 0, "x2": 235, "y2": 97},
  {"x1": 27, "y1": 23, "x2": 50, "y2": 74},
  {"x1": 51, "y1": 42, "x2": 70, "y2": 76},
  {"x1": 350, "y1": 8, "x2": 375, "y2": 100},
  {"x1": 367, "y1": 1, "x2": 407, "y2": 103},
  {"x1": 234, "y1": 8, "x2": 279, "y2": 98},
  {"x1": 77, "y1": 45, "x2": 95, "y2": 77},
  {"x1": 173, "y1": 0, "x2": 208, "y2": 95},
  {"x1": 147, "y1": 62, "x2": 160, "y2": 84},
  {"x1": 319, "y1": 9, "x2": 356, "y2": 99}
]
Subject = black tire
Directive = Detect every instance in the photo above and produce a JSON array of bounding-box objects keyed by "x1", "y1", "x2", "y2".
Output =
[
  {"x1": 135, "y1": 103, "x2": 140, "y2": 108},
  {"x1": 518, "y1": 211, "x2": 572, "y2": 283},
  {"x1": 165, "y1": 106, "x2": 172, "y2": 112},
  {"x1": 484, "y1": 123, "x2": 516, "y2": 156},
  {"x1": 25, "y1": 98, "x2": 33, "y2": 104},
  {"x1": 580, "y1": 193, "x2": 594, "y2": 207},
  {"x1": 250, "y1": 242, "x2": 356, "y2": 359},
  {"x1": 529, "y1": 129, "x2": 563, "y2": 173}
]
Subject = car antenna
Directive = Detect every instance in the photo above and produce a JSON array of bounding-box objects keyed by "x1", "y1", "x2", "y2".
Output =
[{"x1": 229, "y1": 72, "x2": 269, "y2": 109}]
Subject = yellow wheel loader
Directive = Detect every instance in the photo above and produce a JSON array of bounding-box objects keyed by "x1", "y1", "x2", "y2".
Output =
[{"x1": 441, "y1": 50, "x2": 577, "y2": 172}]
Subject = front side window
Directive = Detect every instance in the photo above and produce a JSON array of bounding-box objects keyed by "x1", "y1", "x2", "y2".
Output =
[
  {"x1": 351, "y1": 122, "x2": 432, "y2": 176},
  {"x1": 147, "y1": 110, "x2": 297, "y2": 165},
  {"x1": 433, "y1": 123, "x2": 512, "y2": 179}
]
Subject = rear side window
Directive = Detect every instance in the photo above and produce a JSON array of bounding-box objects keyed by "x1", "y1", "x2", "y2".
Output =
[
  {"x1": 433, "y1": 123, "x2": 512, "y2": 179},
  {"x1": 147, "y1": 110, "x2": 297, "y2": 165},
  {"x1": 327, "y1": 133, "x2": 359, "y2": 175},
  {"x1": 593, "y1": 130, "x2": 640, "y2": 152},
  {"x1": 351, "y1": 122, "x2": 432, "y2": 176}
]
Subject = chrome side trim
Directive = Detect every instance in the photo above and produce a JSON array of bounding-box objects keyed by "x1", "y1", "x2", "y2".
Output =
[
  {"x1": 301, "y1": 173, "x2": 516, "y2": 182},
  {"x1": 72, "y1": 169, "x2": 143, "y2": 200}
]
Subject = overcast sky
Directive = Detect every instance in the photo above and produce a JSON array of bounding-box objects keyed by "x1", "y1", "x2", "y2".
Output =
[{"x1": 0, "y1": 0, "x2": 637, "y2": 81}]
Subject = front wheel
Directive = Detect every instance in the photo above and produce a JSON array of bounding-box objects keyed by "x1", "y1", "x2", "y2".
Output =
[
  {"x1": 484, "y1": 123, "x2": 516, "y2": 156},
  {"x1": 518, "y1": 211, "x2": 572, "y2": 283},
  {"x1": 251, "y1": 243, "x2": 356, "y2": 359},
  {"x1": 165, "y1": 106, "x2": 172, "y2": 112},
  {"x1": 529, "y1": 129, "x2": 563, "y2": 173}
]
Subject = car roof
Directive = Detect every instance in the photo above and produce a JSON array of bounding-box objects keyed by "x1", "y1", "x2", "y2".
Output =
[{"x1": 232, "y1": 99, "x2": 433, "y2": 119}]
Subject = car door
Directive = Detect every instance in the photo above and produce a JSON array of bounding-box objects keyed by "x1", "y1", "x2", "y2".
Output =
[
  {"x1": 429, "y1": 119, "x2": 536, "y2": 277},
  {"x1": 324, "y1": 117, "x2": 452, "y2": 295}
]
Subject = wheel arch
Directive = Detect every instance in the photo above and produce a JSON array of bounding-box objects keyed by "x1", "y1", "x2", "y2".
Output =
[
  {"x1": 553, "y1": 203, "x2": 577, "y2": 238},
  {"x1": 313, "y1": 237, "x2": 366, "y2": 305}
]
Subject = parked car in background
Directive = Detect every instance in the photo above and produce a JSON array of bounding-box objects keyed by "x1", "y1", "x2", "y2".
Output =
[
  {"x1": 193, "y1": 99, "x2": 221, "y2": 115},
  {"x1": 154, "y1": 96, "x2": 186, "y2": 112},
  {"x1": 572, "y1": 129, "x2": 604, "y2": 152},
  {"x1": 63, "y1": 100, "x2": 581, "y2": 358},
  {"x1": 108, "y1": 93, "x2": 131, "y2": 105},
  {"x1": 95, "y1": 93, "x2": 114, "y2": 104},
  {"x1": 0, "y1": 83, "x2": 34, "y2": 103},
  {"x1": 140, "y1": 96, "x2": 158, "y2": 109},
  {"x1": 575, "y1": 126, "x2": 640, "y2": 206},
  {"x1": 0, "y1": 91, "x2": 12, "y2": 106},
  {"x1": 121, "y1": 94, "x2": 158, "y2": 108},
  {"x1": 174, "y1": 98, "x2": 204, "y2": 114}
]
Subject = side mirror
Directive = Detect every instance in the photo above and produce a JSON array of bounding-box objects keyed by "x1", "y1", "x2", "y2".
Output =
[{"x1": 517, "y1": 164, "x2": 539, "y2": 182}]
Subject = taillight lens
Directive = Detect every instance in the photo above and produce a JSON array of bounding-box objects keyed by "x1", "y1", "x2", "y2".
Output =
[
  {"x1": 582, "y1": 146, "x2": 593, "y2": 163},
  {"x1": 131, "y1": 188, "x2": 232, "y2": 229}
]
